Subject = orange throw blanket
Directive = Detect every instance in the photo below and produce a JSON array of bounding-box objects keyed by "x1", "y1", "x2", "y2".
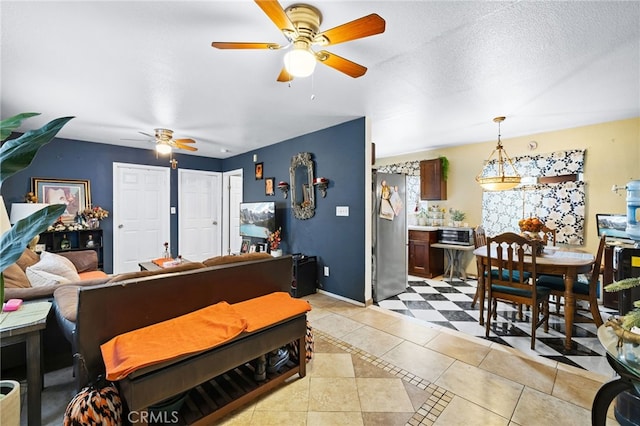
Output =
[
  {"x1": 232, "y1": 291, "x2": 312, "y2": 332},
  {"x1": 101, "y1": 292, "x2": 311, "y2": 381},
  {"x1": 101, "y1": 302, "x2": 247, "y2": 381}
]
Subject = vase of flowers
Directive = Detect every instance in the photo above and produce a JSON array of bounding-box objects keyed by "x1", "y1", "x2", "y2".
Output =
[
  {"x1": 82, "y1": 206, "x2": 109, "y2": 229},
  {"x1": 268, "y1": 227, "x2": 282, "y2": 257}
]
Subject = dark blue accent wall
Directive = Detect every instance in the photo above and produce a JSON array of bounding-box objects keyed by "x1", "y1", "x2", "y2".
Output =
[
  {"x1": 223, "y1": 118, "x2": 367, "y2": 302},
  {"x1": 2, "y1": 117, "x2": 367, "y2": 302},
  {"x1": 2, "y1": 137, "x2": 222, "y2": 273}
]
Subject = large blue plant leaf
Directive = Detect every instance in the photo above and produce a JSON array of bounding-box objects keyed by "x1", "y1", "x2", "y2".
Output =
[
  {"x1": 0, "y1": 112, "x2": 40, "y2": 141},
  {"x1": 0, "y1": 204, "x2": 67, "y2": 274}
]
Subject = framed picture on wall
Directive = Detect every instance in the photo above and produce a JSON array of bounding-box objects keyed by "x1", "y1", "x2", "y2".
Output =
[
  {"x1": 265, "y1": 177, "x2": 275, "y2": 196},
  {"x1": 31, "y1": 177, "x2": 91, "y2": 223},
  {"x1": 255, "y1": 162, "x2": 264, "y2": 180},
  {"x1": 240, "y1": 239, "x2": 250, "y2": 254}
]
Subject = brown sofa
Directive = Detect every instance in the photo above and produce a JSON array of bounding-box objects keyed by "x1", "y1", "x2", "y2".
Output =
[
  {"x1": 58, "y1": 254, "x2": 305, "y2": 423},
  {"x1": 3, "y1": 249, "x2": 110, "y2": 302},
  {"x1": 52, "y1": 252, "x2": 275, "y2": 375}
]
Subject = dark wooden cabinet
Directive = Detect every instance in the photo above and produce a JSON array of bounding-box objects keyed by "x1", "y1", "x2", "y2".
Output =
[
  {"x1": 408, "y1": 230, "x2": 444, "y2": 278},
  {"x1": 420, "y1": 159, "x2": 447, "y2": 200},
  {"x1": 38, "y1": 229, "x2": 104, "y2": 269}
]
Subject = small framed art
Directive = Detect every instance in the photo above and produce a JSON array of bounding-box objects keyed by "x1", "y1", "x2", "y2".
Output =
[
  {"x1": 265, "y1": 177, "x2": 275, "y2": 196},
  {"x1": 240, "y1": 239, "x2": 250, "y2": 253},
  {"x1": 255, "y1": 162, "x2": 264, "y2": 180}
]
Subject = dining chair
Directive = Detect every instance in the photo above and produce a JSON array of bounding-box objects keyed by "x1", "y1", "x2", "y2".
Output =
[
  {"x1": 536, "y1": 234, "x2": 606, "y2": 327},
  {"x1": 485, "y1": 232, "x2": 550, "y2": 349},
  {"x1": 471, "y1": 225, "x2": 487, "y2": 308},
  {"x1": 540, "y1": 225, "x2": 557, "y2": 246}
]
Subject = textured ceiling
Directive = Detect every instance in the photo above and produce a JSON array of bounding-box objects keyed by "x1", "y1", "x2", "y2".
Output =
[{"x1": 1, "y1": 1, "x2": 639, "y2": 159}]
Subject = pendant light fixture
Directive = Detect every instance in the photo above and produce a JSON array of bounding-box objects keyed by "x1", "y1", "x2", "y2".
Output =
[{"x1": 476, "y1": 116, "x2": 521, "y2": 191}]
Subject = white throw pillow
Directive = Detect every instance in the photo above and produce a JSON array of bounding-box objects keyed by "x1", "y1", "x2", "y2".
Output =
[
  {"x1": 28, "y1": 251, "x2": 81, "y2": 282},
  {"x1": 26, "y1": 268, "x2": 72, "y2": 287}
]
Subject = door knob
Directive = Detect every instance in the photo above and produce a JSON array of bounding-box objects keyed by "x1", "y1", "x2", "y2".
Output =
[
  {"x1": 212, "y1": 221, "x2": 218, "y2": 225},
  {"x1": 118, "y1": 224, "x2": 124, "y2": 228}
]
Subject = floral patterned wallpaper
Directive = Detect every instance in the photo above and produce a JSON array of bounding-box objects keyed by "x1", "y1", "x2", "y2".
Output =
[{"x1": 482, "y1": 150, "x2": 586, "y2": 244}]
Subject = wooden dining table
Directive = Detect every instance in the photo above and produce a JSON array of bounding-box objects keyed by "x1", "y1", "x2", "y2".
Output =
[{"x1": 474, "y1": 244, "x2": 595, "y2": 350}]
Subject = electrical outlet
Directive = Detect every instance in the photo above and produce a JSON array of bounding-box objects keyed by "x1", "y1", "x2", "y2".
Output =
[{"x1": 324, "y1": 266, "x2": 329, "y2": 276}]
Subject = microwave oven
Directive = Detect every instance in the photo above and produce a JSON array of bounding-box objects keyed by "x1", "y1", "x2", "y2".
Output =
[{"x1": 438, "y1": 227, "x2": 474, "y2": 246}]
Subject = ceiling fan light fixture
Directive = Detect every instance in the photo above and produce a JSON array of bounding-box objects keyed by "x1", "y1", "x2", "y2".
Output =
[
  {"x1": 155, "y1": 142, "x2": 172, "y2": 155},
  {"x1": 476, "y1": 116, "x2": 521, "y2": 191},
  {"x1": 284, "y1": 47, "x2": 316, "y2": 77}
]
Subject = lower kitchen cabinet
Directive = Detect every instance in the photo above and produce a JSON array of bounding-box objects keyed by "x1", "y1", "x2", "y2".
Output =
[{"x1": 408, "y1": 230, "x2": 444, "y2": 278}]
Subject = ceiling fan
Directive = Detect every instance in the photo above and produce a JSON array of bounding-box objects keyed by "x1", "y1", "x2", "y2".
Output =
[
  {"x1": 211, "y1": 1, "x2": 385, "y2": 81},
  {"x1": 131, "y1": 128, "x2": 198, "y2": 155}
]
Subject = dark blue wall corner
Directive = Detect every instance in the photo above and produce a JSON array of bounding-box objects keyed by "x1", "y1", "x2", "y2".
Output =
[{"x1": 223, "y1": 118, "x2": 367, "y2": 302}]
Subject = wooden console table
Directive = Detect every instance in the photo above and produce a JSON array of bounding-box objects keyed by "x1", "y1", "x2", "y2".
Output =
[
  {"x1": 139, "y1": 258, "x2": 191, "y2": 272},
  {"x1": 0, "y1": 301, "x2": 51, "y2": 426}
]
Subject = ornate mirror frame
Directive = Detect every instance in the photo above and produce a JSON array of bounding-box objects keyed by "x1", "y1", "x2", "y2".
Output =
[{"x1": 290, "y1": 152, "x2": 315, "y2": 220}]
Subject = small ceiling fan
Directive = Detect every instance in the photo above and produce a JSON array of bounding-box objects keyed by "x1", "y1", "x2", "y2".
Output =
[
  {"x1": 211, "y1": 1, "x2": 385, "y2": 81},
  {"x1": 129, "y1": 128, "x2": 198, "y2": 155}
]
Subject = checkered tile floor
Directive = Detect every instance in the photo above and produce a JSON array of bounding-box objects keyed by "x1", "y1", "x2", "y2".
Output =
[{"x1": 375, "y1": 275, "x2": 618, "y2": 376}]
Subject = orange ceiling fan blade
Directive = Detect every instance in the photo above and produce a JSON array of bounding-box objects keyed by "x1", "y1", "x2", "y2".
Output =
[
  {"x1": 174, "y1": 143, "x2": 198, "y2": 152},
  {"x1": 255, "y1": 0, "x2": 297, "y2": 34},
  {"x1": 315, "y1": 14, "x2": 385, "y2": 46},
  {"x1": 211, "y1": 42, "x2": 281, "y2": 50},
  {"x1": 277, "y1": 67, "x2": 294, "y2": 82},
  {"x1": 174, "y1": 138, "x2": 196, "y2": 144},
  {"x1": 317, "y1": 50, "x2": 367, "y2": 78}
]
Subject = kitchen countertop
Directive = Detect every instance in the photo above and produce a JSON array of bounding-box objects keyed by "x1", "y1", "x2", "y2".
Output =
[
  {"x1": 408, "y1": 225, "x2": 475, "y2": 231},
  {"x1": 408, "y1": 225, "x2": 439, "y2": 231}
]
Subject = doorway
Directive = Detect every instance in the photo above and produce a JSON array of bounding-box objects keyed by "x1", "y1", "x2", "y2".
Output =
[
  {"x1": 178, "y1": 169, "x2": 222, "y2": 262},
  {"x1": 112, "y1": 163, "x2": 171, "y2": 273},
  {"x1": 222, "y1": 169, "x2": 243, "y2": 255}
]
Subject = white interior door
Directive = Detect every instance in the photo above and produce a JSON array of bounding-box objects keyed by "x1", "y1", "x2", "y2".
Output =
[
  {"x1": 113, "y1": 163, "x2": 170, "y2": 273},
  {"x1": 178, "y1": 169, "x2": 222, "y2": 262},
  {"x1": 223, "y1": 169, "x2": 243, "y2": 255}
]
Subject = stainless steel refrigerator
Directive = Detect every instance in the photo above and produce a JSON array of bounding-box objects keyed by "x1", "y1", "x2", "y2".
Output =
[{"x1": 372, "y1": 171, "x2": 408, "y2": 302}]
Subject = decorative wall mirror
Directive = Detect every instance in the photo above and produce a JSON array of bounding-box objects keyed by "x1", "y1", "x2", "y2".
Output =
[{"x1": 290, "y1": 152, "x2": 315, "y2": 220}]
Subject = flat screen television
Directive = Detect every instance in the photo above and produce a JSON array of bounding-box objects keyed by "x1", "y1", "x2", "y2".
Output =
[
  {"x1": 596, "y1": 213, "x2": 629, "y2": 239},
  {"x1": 240, "y1": 201, "x2": 276, "y2": 239}
]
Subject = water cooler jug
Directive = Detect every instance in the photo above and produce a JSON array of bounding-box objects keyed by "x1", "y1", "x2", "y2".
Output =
[{"x1": 626, "y1": 179, "x2": 640, "y2": 245}]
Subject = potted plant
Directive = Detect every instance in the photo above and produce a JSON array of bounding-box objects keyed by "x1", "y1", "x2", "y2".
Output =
[
  {"x1": 1, "y1": 113, "x2": 72, "y2": 412},
  {"x1": 604, "y1": 276, "x2": 640, "y2": 344},
  {"x1": 416, "y1": 207, "x2": 428, "y2": 226},
  {"x1": 449, "y1": 209, "x2": 466, "y2": 226},
  {"x1": 603, "y1": 276, "x2": 640, "y2": 425},
  {"x1": 439, "y1": 156, "x2": 449, "y2": 181}
]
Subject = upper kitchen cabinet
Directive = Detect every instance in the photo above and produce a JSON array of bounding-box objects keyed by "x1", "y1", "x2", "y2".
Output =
[{"x1": 420, "y1": 158, "x2": 447, "y2": 200}]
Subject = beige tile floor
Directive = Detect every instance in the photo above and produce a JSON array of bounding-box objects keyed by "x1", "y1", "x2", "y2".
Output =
[
  {"x1": 219, "y1": 292, "x2": 620, "y2": 425},
  {"x1": 34, "y1": 291, "x2": 619, "y2": 425}
]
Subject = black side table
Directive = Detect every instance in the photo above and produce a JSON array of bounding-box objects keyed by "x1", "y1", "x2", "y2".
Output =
[{"x1": 592, "y1": 325, "x2": 640, "y2": 426}]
